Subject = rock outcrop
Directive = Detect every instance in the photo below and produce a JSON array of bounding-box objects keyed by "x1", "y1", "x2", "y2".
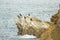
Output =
[
  {"x1": 51, "y1": 4, "x2": 60, "y2": 40},
  {"x1": 16, "y1": 15, "x2": 56, "y2": 40}
]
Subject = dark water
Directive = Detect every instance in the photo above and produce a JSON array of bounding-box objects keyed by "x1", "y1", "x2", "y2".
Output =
[{"x1": 0, "y1": 0, "x2": 60, "y2": 40}]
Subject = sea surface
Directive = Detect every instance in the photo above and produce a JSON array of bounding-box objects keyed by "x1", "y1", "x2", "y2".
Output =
[{"x1": 0, "y1": 0, "x2": 60, "y2": 40}]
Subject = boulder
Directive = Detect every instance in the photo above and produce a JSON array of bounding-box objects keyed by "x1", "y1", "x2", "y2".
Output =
[{"x1": 16, "y1": 15, "x2": 56, "y2": 40}]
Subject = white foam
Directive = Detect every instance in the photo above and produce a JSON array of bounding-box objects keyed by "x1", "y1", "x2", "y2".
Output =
[{"x1": 20, "y1": 35, "x2": 37, "y2": 38}]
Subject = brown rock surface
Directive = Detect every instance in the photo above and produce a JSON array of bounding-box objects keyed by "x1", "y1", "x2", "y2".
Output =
[
  {"x1": 16, "y1": 15, "x2": 56, "y2": 40},
  {"x1": 51, "y1": 4, "x2": 60, "y2": 40}
]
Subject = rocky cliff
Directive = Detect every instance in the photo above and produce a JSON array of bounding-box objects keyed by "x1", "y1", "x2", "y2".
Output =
[{"x1": 51, "y1": 4, "x2": 60, "y2": 40}]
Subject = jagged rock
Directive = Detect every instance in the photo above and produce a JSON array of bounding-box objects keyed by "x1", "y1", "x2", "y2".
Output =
[
  {"x1": 51, "y1": 8, "x2": 60, "y2": 27},
  {"x1": 16, "y1": 15, "x2": 56, "y2": 40},
  {"x1": 51, "y1": 4, "x2": 60, "y2": 40}
]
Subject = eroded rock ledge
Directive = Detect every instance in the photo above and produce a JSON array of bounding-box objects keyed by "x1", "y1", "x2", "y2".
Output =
[
  {"x1": 16, "y1": 14, "x2": 56, "y2": 40},
  {"x1": 51, "y1": 4, "x2": 60, "y2": 40},
  {"x1": 16, "y1": 4, "x2": 60, "y2": 40}
]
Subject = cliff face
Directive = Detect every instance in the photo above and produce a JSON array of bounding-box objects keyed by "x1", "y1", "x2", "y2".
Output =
[
  {"x1": 16, "y1": 15, "x2": 56, "y2": 40},
  {"x1": 16, "y1": 4, "x2": 60, "y2": 40},
  {"x1": 51, "y1": 9, "x2": 60, "y2": 27},
  {"x1": 51, "y1": 4, "x2": 60, "y2": 40}
]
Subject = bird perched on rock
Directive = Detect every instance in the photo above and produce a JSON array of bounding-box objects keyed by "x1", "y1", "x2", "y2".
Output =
[
  {"x1": 28, "y1": 14, "x2": 30, "y2": 16},
  {"x1": 19, "y1": 13, "x2": 22, "y2": 16},
  {"x1": 17, "y1": 13, "x2": 22, "y2": 18}
]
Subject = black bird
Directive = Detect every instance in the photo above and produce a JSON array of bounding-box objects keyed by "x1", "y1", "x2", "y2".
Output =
[
  {"x1": 24, "y1": 16, "x2": 26, "y2": 19},
  {"x1": 19, "y1": 14, "x2": 22, "y2": 16},
  {"x1": 17, "y1": 15, "x2": 20, "y2": 18},
  {"x1": 28, "y1": 14, "x2": 30, "y2": 16}
]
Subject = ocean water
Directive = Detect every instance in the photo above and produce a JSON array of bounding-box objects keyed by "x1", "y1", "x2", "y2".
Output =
[{"x1": 0, "y1": 0, "x2": 60, "y2": 40}]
